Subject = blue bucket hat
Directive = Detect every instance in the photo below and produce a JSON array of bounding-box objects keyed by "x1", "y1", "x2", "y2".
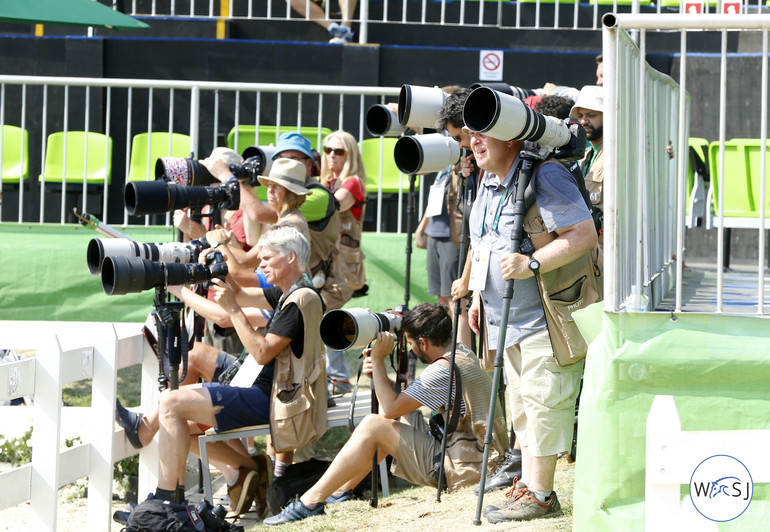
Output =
[{"x1": 273, "y1": 131, "x2": 314, "y2": 160}]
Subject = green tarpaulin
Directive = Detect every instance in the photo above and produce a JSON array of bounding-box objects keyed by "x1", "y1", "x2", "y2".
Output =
[
  {"x1": 573, "y1": 304, "x2": 770, "y2": 531},
  {"x1": 0, "y1": 0, "x2": 149, "y2": 30}
]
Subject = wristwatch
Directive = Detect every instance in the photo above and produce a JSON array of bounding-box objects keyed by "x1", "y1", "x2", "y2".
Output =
[
  {"x1": 528, "y1": 257, "x2": 541, "y2": 277},
  {"x1": 208, "y1": 241, "x2": 224, "y2": 249}
]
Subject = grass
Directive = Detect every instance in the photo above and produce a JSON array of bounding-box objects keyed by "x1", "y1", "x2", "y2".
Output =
[{"x1": 245, "y1": 458, "x2": 576, "y2": 532}]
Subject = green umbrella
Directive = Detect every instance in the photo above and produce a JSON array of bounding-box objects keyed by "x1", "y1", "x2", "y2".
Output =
[{"x1": 0, "y1": 0, "x2": 150, "y2": 30}]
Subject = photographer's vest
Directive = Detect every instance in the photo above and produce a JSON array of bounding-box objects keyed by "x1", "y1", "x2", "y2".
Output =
[
  {"x1": 337, "y1": 197, "x2": 366, "y2": 291},
  {"x1": 434, "y1": 344, "x2": 510, "y2": 491},
  {"x1": 523, "y1": 159, "x2": 603, "y2": 367},
  {"x1": 269, "y1": 285, "x2": 327, "y2": 453},
  {"x1": 305, "y1": 181, "x2": 341, "y2": 282},
  {"x1": 580, "y1": 142, "x2": 604, "y2": 212}
]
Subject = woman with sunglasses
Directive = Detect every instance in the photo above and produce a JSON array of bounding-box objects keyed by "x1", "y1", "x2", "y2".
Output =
[
  {"x1": 320, "y1": 130, "x2": 368, "y2": 293},
  {"x1": 320, "y1": 130, "x2": 368, "y2": 396}
]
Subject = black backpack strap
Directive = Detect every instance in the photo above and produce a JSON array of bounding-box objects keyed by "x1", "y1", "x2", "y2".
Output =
[{"x1": 432, "y1": 356, "x2": 463, "y2": 435}]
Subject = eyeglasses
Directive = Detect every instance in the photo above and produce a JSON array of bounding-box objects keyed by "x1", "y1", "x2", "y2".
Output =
[
  {"x1": 323, "y1": 146, "x2": 346, "y2": 156},
  {"x1": 281, "y1": 155, "x2": 310, "y2": 162}
]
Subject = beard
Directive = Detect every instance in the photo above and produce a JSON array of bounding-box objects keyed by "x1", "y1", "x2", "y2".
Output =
[{"x1": 586, "y1": 124, "x2": 603, "y2": 142}]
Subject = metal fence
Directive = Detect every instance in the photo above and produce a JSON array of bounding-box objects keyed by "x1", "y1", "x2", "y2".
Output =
[
  {"x1": 115, "y1": 0, "x2": 770, "y2": 39},
  {"x1": 0, "y1": 75, "x2": 409, "y2": 229},
  {"x1": 603, "y1": 13, "x2": 770, "y2": 315}
]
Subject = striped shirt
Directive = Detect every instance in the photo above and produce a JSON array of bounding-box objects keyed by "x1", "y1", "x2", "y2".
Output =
[{"x1": 403, "y1": 361, "x2": 467, "y2": 417}]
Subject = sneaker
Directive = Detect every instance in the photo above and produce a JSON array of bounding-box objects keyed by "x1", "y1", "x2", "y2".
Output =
[
  {"x1": 475, "y1": 449, "x2": 522, "y2": 495},
  {"x1": 227, "y1": 467, "x2": 258, "y2": 516},
  {"x1": 115, "y1": 399, "x2": 144, "y2": 450},
  {"x1": 486, "y1": 489, "x2": 562, "y2": 523},
  {"x1": 482, "y1": 478, "x2": 527, "y2": 517},
  {"x1": 324, "y1": 490, "x2": 352, "y2": 504},
  {"x1": 328, "y1": 378, "x2": 352, "y2": 396},
  {"x1": 263, "y1": 496, "x2": 325, "y2": 526},
  {"x1": 328, "y1": 22, "x2": 354, "y2": 44},
  {"x1": 252, "y1": 454, "x2": 273, "y2": 518}
]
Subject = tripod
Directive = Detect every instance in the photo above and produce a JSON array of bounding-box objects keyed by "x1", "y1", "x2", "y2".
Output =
[{"x1": 152, "y1": 286, "x2": 189, "y2": 391}]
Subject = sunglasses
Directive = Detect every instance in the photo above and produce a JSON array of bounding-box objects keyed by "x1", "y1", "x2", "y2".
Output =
[{"x1": 323, "y1": 146, "x2": 346, "y2": 156}]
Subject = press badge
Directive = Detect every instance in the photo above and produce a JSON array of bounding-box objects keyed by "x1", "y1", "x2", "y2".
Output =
[
  {"x1": 424, "y1": 180, "x2": 446, "y2": 218},
  {"x1": 468, "y1": 245, "x2": 490, "y2": 291}
]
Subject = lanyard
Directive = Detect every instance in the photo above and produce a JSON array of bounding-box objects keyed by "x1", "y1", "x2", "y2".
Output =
[{"x1": 475, "y1": 177, "x2": 513, "y2": 238}]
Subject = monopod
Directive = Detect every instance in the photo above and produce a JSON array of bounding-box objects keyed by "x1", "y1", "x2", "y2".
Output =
[
  {"x1": 472, "y1": 151, "x2": 541, "y2": 525},
  {"x1": 436, "y1": 163, "x2": 476, "y2": 501}
]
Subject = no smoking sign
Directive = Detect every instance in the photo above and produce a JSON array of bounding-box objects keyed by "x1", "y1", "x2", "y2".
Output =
[{"x1": 479, "y1": 50, "x2": 504, "y2": 82}]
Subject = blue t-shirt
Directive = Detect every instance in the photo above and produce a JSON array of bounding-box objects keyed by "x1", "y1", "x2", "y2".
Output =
[{"x1": 468, "y1": 155, "x2": 590, "y2": 347}]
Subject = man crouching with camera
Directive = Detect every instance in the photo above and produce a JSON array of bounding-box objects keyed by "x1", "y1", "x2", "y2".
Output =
[{"x1": 264, "y1": 302, "x2": 509, "y2": 526}]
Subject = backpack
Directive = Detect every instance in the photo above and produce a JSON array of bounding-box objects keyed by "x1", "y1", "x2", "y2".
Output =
[
  {"x1": 266, "y1": 459, "x2": 330, "y2": 516},
  {"x1": 122, "y1": 495, "x2": 243, "y2": 532}
]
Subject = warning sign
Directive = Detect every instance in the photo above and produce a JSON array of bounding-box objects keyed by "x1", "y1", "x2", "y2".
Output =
[
  {"x1": 722, "y1": 0, "x2": 741, "y2": 14},
  {"x1": 479, "y1": 50, "x2": 504, "y2": 82},
  {"x1": 683, "y1": 1, "x2": 703, "y2": 14}
]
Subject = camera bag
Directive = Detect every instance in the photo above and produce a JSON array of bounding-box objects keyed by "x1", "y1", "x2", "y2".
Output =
[
  {"x1": 265, "y1": 458, "x2": 331, "y2": 517},
  {"x1": 122, "y1": 495, "x2": 244, "y2": 532}
]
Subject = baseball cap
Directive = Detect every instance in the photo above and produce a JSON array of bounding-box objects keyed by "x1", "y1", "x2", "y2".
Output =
[{"x1": 272, "y1": 132, "x2": 314, "y2": 160}]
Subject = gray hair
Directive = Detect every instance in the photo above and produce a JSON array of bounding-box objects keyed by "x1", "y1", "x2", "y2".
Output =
[{"x1": 258, "y1": 225, "x2": 310, "y2": 272}]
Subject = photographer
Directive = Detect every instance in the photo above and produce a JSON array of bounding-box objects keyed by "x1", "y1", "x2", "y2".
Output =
[
  {"x1": 141, "y1": 226, "x2": 326, "y2": 516},
  {"x1": 452, "y1": 125, "x2": 597, "y2": 522},
  {"x1": 263, "y1": 303, "x2": 509, "y2": 526},
  {"x1": 570, "y1": 85, "x2": 605, "y2": 245}
]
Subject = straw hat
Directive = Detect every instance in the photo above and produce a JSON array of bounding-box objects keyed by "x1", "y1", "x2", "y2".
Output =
[{"x1": 257, "y1": 158, "x2": 311, "y2": 195}]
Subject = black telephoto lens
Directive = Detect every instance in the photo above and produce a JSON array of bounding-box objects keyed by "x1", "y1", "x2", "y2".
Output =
[{"x1": 101, "y1": 256, "x2": 228, "y2": 295}]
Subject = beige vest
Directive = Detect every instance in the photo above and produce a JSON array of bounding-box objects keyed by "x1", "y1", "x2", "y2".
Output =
[
  {"x1": 337, "y1": 200, "x2": 366, "y2": 291},
  {"x1": 269, "y1": 286, "x2": 327, "y2": 453},
  {"x1": 581, "y1": 142, "x2": 604, "y2": 212},
  {"x1": 435, "y1": 344, "x2": 510, "y2": 491},
  {"x1": 522, "y1": 161, "x2": 603, "y2": 366}
]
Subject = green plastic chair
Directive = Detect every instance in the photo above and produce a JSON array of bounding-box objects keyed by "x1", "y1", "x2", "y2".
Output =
[
  {"x1": 127, "y1": 132, "x2": 192, "y2": 182},
  {"x1": 738, "y1": 138, "x2": 770, "y2": 217},
  {"x1": 0, "y1": 125, "x2": 28, "y2": 184},
  {"x1": 708, "y1": 139, "x2": 754, "y2": 218},
  {"x1": 226, "y1": 125, "x2": 332, "y2": 156},
  {"x1": 360, "y1": 137, "x2": 419, "y2": 194},
  {"x1": 39, "y1": 131, "x2": 112, "y2": 185},
  {"x1": 687, "y1": 137, "x2": 709, "y2": 213},
  {"x1": 659, "y1": 0, "x2": 719, "y2": 7}
]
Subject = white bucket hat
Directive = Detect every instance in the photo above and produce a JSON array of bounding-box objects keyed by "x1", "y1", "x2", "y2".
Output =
[{"x1": 570, "y1": 85, "x2": 604, "y2": 118}]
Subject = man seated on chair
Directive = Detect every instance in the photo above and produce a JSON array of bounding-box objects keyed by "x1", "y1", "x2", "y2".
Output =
[
  {"x1": 128, "y1": 226, "x2": 327, "y2": 517},
  {"x1": 263, "y1": 302, "x2": 509, "y2": 526}
]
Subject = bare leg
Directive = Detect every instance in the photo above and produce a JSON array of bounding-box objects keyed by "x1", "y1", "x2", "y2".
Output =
[
  {"x1": 188, "y1": 433, "x2": 256, "y2": 485},
  {"x1": 180, "y1": 342, "x2": 221, "y2": 386},
  {"x1": 287, "y1": 0, "x2": 331, "y2": 30},
  {"x1": 520, "y1": 447, "x2": 557, "y2": 493},
  {"x1": 300, "y1": 414, "x2": 401, "y2": 507},
  {"x1": 157, "y1": 385, "x2": 219, "y2": 491},
  {"x1": 339, "y1": 0, "x2": 358, "y2": 27}
]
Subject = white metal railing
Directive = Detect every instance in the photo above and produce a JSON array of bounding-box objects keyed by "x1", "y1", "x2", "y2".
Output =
[
  {"x1": 0, "y1": 75, "x2": 412, "y2": 230},
  {"x1": 0, "y1": 321, "x2": 159, "y2": 531},
  {"x1": 603, "y1": 14, "x2": 770, "y2": 315},
  {"x1": 118, "y1": 0, "x2": 770, "y2": 39}
]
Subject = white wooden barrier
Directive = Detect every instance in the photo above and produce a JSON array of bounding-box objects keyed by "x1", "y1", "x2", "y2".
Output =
[
  {"x1": 0, "y1": 321, "x2": 159, "y2": 531},
  {"x1": 645, "y1": 395, "x2": 770, "y2": 531}
]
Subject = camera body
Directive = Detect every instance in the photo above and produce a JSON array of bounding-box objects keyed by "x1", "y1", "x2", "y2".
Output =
[
  {"x1": 228, "y1": 155, "x2": 263, "y2": 187},
  {"x1": 320, "y1": 306, "x2": 407, "y2": 350}
]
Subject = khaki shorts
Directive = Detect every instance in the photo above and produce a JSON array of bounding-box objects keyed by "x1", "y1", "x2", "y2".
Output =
[
  {"x1": 503, "y1": 329, "x2": 584, "y2": 456},
  {"x1": 391, "y1": 411, "x2": 441, "y2": 488}
]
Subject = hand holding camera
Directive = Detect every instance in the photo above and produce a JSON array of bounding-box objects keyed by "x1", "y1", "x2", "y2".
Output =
[{"x1": 209, "y1": 277, "x2": 239, "y2": 314}]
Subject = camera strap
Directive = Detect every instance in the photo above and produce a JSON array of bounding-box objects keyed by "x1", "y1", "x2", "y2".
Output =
[{"x1": 431, "y1": 356, "x2": 463, "y2": 436}]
